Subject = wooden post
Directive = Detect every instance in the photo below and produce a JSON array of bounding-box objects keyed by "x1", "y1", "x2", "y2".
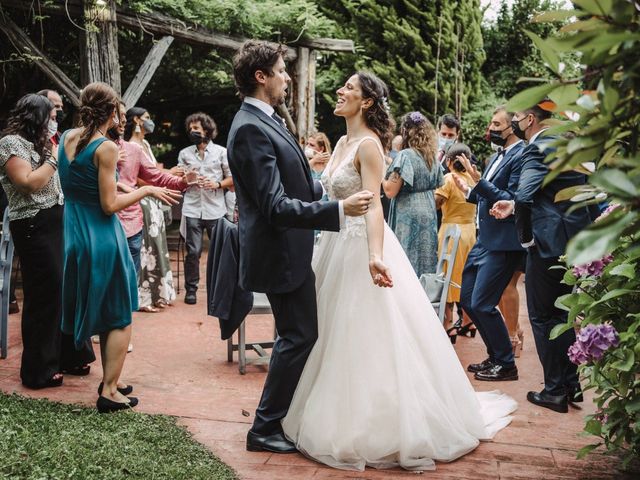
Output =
[
  {"x1": 0, "y1": 16, "x2": 81, "y2": 106},
  {"x1": 80, "y1": 0, "x2": 121, "y2": 93},
  {"x1": 122, "y1": 36, "x2": 174, "y2": 107},
  {"x1": 305, "y1": 49, "x2": 317, "y2": 135},
  {"x1": 294, "y1": 46, "x2": 310, "y2": 142}
]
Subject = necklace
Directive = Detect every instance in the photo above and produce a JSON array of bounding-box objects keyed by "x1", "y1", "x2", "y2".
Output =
[{"x1": 97, "y1": 128, "x2": 105, "y2": 137}]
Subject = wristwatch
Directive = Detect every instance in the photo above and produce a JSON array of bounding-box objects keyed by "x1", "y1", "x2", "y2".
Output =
[{"x1": 215, "y1": 181, "x2": 221, "y2": 189}]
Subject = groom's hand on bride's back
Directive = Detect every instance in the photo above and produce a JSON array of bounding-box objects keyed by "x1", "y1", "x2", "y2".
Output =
[{"x1": 343, "y1": 190, "x2": 374, "y2": 216}]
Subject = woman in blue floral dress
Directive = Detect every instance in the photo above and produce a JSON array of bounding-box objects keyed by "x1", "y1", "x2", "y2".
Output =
[{"x1": 384, "y1": 112, "x2": 443, "y2": 275}]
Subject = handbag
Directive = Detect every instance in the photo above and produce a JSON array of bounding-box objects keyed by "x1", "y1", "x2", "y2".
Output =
[{"x1": 419, "y1": 272, "x2": 445, "y2": 303}]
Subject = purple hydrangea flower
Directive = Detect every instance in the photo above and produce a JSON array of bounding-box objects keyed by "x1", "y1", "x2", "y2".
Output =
[
  {"x1": 568, "y1": 323, "x2": 620, "y2": 365},
  {"x1": 572, "y1": 254, "x2": 614, "y2": 278},
  {"x1": 568, "y1": 342, "x2": 590, "y2": 365}
]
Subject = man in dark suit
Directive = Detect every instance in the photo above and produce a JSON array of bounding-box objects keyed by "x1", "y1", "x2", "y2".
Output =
[
  {"x1": 453, "y1": 106, "x2": 526, "y2": 382},
  {"x1": 226, "y1": 41, "x2": 374, "y2": 453},
  {"x1": 491, "y1": 102, "x2": 593, "y2": 413}
]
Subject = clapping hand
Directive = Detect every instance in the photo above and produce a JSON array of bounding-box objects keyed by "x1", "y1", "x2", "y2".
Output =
[
  {"x1": 311, "y1": 151, "x2": 330, "y2": 167},
  {"x1": 456, "y1": 154, "x2": 480, "y2": 183},
  {"x1": 490, "y1": 200, "x2": 515, "y2": 219},
  {"x1": 146, "y1": 186, "x2": 182, "y2": 205},
  {"x1": 369, "y1": 256, "x2": 393, "y2": 288}
]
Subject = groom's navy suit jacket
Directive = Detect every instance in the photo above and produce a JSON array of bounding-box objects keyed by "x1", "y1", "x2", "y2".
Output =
[
  {"x1": 227, "y1": 102, "x2": 340, "y2": 294},
  {"x1": 467, "y1": 141, "x2": 525, "y2": 252}
]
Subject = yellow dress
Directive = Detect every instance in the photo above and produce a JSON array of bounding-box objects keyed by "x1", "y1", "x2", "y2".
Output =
[{"x1": 436, "y1": 172, "x2": 477, "y2": 303}]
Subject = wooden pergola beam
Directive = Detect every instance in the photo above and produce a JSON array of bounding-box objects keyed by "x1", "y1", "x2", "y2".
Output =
[
  {"x1": 0, "y1": 16, "x2": 81, "y2": 106},
  {"x1": 122, "y1": 35, "x2": 174, "y2": 107},
  {"x1": 0, "y1": 0, "x2": 355, "y2": 59}
]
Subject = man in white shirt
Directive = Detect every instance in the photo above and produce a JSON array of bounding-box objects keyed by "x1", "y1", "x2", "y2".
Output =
[{"x1": 178, "y1": 113, "x2": 233, "y2": 305}]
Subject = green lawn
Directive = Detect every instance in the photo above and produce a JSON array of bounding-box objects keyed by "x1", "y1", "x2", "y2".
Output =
[{"x1": 0, "y1": 393, "x2": 237, "y2": 480}]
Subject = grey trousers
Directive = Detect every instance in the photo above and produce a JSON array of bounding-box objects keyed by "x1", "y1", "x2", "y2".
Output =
[{"x1": 184, "y1": 216, "x2": 218, "y2": 293}]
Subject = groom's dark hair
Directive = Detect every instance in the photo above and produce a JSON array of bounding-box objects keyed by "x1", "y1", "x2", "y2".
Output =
[{"x1": 233, "y1": 41, "x2": 287, "y2": 99}]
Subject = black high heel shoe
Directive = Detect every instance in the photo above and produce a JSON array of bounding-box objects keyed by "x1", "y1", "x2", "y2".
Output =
[
  {"x1": 96, "y1": 395, "x2": 139, "y2": 413},
  {"x1": 446, "y1": 320, "x2": 462, "y2": 344},
  {"x1": 98, "y1": 382, "x2": 133, "y2": 396},
  {"x1": 457, "y1": 322, "x2": 477, "y2": 338}
]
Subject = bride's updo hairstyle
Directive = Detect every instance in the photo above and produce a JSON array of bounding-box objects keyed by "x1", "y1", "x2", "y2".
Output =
[
  {"x1": 76, "y1": 82, "x2": 119, "y2": 156},
  {"x1": 400, "y1": 111, "x2": 437, "y2": 169},
  {"x1": 356, "y1": 71, "x2": 395, "y2": 152}
]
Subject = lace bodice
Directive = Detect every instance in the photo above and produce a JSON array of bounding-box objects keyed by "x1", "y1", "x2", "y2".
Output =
[{"x1": 320, "y1": 136, "x2": 385, "y2": 237}]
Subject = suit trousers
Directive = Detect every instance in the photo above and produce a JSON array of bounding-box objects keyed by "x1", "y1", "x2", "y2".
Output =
[
  {"x1": 525, "y1": 248, "x2": 579, "y2": 396},
  {"x1": 184, "y1": 216, "x2": 218, "y2": 293},
  {"x1": 252, "y1": 269, "x2": 319, "y2": 435},
  {"x1": 9, "y1": 205, "x2": 93, "y2": 387},
  {"x1": 460, "y1": 244, "x2": 524, "y2": 368}
]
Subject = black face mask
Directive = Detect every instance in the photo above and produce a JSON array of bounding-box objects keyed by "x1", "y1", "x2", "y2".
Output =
[
  {"x1": 511, "y1": 117, "x2": 529, "y2": 141},
  {"x1": 55, "y1": 109, "x2": 65, "y2": 124},
  {"x1": 189, "y1": 131, "x2": 205, "y2": 145},
  {"x1": 489, "y1": 127, "x2": 509, "y2": 147}
]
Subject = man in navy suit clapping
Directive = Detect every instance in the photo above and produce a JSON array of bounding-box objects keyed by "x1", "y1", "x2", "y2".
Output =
[{"x1": 452, "y1": 106, "x2": 525, "y2": 382}]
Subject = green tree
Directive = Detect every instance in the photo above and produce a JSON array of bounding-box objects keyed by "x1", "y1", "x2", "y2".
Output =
[
  {"x1": 316, "y1": 0, "x2": 485, "y2": 122},
  {"x1": 482, "y1": 0, "x2": 559, "y2": 99}
]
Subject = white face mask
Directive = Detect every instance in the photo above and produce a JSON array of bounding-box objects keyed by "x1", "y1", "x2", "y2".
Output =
[
  {"x1": 438, "y1": 136, "x2": 455, "y2": 152},
  {"x1": 304, "y1": 146, "x2": 317, "y2": 160},
  {"x1": 47, "y1": 119, "x2": 58, "y2": 138}
]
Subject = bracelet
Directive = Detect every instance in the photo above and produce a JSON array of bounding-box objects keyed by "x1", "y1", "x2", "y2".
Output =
[
  {"x1": 215, "y1": 181, "x2": 221, "y2": 189},
  {"x1": 45, "y1": 158, "x2": 58, "y2": 171}
]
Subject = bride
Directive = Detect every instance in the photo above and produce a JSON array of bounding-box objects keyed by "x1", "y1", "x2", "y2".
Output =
[{"x1": 281, "y1": 72, "x2": 517, "y2": 471}]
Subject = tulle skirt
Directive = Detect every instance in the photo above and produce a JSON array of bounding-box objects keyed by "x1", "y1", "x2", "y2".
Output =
[{"x1": 282, "y1": 223, "x2": 517, "y2": 471}]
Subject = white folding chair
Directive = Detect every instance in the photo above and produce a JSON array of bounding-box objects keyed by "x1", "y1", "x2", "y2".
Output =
[
  {"x1": 0, "y1": 209, "x2": 14, "y2": 358},
  {"x1": 226, "y1": 292, "x2": 276, "y2": 375},
  {"x1": 421, "y1": 225, "x2": 461, "y2": 324}
]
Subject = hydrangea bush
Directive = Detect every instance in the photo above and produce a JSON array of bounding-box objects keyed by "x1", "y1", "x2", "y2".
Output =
[{"x1": 506, "y1": 0, "x2": 640, "y2": 468}]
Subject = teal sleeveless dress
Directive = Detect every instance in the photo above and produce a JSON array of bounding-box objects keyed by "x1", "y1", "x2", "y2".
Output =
[{"x1": 58, "y1": 133, "x2": 138, "y2": 348}]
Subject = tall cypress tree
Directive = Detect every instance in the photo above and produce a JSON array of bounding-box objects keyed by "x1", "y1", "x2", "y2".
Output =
[{"x1": 316, "y1": 0, "x2": 485, "y2": 120}]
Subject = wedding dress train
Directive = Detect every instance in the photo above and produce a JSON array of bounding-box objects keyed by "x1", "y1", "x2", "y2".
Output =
[{"x1": 281, "y1": 137, "x2": 517, "y2": 471}]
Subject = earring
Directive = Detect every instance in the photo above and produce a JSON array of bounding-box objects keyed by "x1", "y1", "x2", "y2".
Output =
[{"x1": 134, "y1": 124, "x2": 141, "y2": 133}]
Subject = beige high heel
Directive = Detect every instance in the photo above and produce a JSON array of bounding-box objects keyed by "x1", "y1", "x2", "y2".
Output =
[{"x1": 511, "y1": 335, "x2": 523, "y2": 358}]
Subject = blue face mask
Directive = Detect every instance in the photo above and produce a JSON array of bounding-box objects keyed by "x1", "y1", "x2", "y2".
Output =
[{"x1": 438, "y1": 136, "x2": 455, "y2": 152}]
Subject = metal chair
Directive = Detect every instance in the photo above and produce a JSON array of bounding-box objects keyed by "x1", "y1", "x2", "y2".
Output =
[
  {"x1": 0, "y1": 209, "x2": 14, "y2": 359},
  {"x1": 226, "y1": 292, "x2": 276, "y2": 375},
  {"x1": 424, "y1": 225, "x2": 461, "y2": 324}
]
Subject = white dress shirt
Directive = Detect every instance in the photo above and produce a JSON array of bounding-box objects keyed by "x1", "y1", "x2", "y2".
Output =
[{"x1": 178, "y1": 141, "x2": 230, "y2": 220}]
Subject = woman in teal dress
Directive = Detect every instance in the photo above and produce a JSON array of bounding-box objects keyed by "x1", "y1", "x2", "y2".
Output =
[
  {"x1": 383, "y1": 111, "x2": 443, "y2": 275},
  {"x1": 58, "y1": 82, "x2": 181, "y2": 413}
]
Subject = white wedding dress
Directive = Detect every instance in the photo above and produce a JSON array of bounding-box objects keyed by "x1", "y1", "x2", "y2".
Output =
[{"x1": 281, "y1": 137, "x2": 517, "y2": 471}]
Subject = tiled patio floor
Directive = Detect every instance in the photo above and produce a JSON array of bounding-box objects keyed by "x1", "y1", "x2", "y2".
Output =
[{"x1": 0, "y1": 259, "x2": 636, "y2": 479}]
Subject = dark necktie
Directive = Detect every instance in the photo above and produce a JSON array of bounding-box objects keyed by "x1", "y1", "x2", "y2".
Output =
[{"x1": 271, "y1": 111, "x2": 287, "y2": 131}]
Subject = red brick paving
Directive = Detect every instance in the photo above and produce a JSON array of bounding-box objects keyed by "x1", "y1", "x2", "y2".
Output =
[{"x1": 0, "y1": 256, "x2": 636, "y2": 479}]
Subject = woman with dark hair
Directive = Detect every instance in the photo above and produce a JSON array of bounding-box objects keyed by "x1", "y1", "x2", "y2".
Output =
[
  {"x1": 58, "y1": 82, "x2": 180, "y2": 412},
  {"x1": 281, "y1": 72, "x2": 516, "y2": 471},
  {"x1": 383, "y1": 111, "x2": 443, "y2": 276},
  {"x1": 435, "y1": 143, "x2": 478, "y2": 341},
  {"x1": 124, "y1": 106, "x2": 181, "y2": 311},
  {"x1": 0, "y1": 93, "x2": 94, "y2": 388}
]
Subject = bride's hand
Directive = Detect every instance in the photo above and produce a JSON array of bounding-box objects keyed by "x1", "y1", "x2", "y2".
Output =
[{"x1": 369, "y1": 256, "x2": 393, "y2": 288}]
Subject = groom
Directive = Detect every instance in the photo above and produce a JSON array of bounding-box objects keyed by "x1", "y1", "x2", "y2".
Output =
[{"x1": 227, "y1": 41, "x2": 373, "y2": 453}]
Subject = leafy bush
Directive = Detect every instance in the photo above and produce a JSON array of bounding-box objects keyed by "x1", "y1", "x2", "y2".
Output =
[{"x1": 507, "y1": 0, "x2": 640, "y2": 467}]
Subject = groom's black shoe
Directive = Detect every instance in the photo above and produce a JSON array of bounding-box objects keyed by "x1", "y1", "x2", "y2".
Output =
[
  {"x1": 527, "y1": 390, "x2": 568, "y2": 413},
  {"x1": 246, "y1": 430, "x2": 297, "y2": 454},
  {"x1": 467, "y1": 358, "x2": 495, "y2": 373},
  {"x1": 474, "y1": 364, "x2": 518, "y2": 381},
  {"x1": 566, "y1": 385, "x2": 584, "y2": 405}
]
